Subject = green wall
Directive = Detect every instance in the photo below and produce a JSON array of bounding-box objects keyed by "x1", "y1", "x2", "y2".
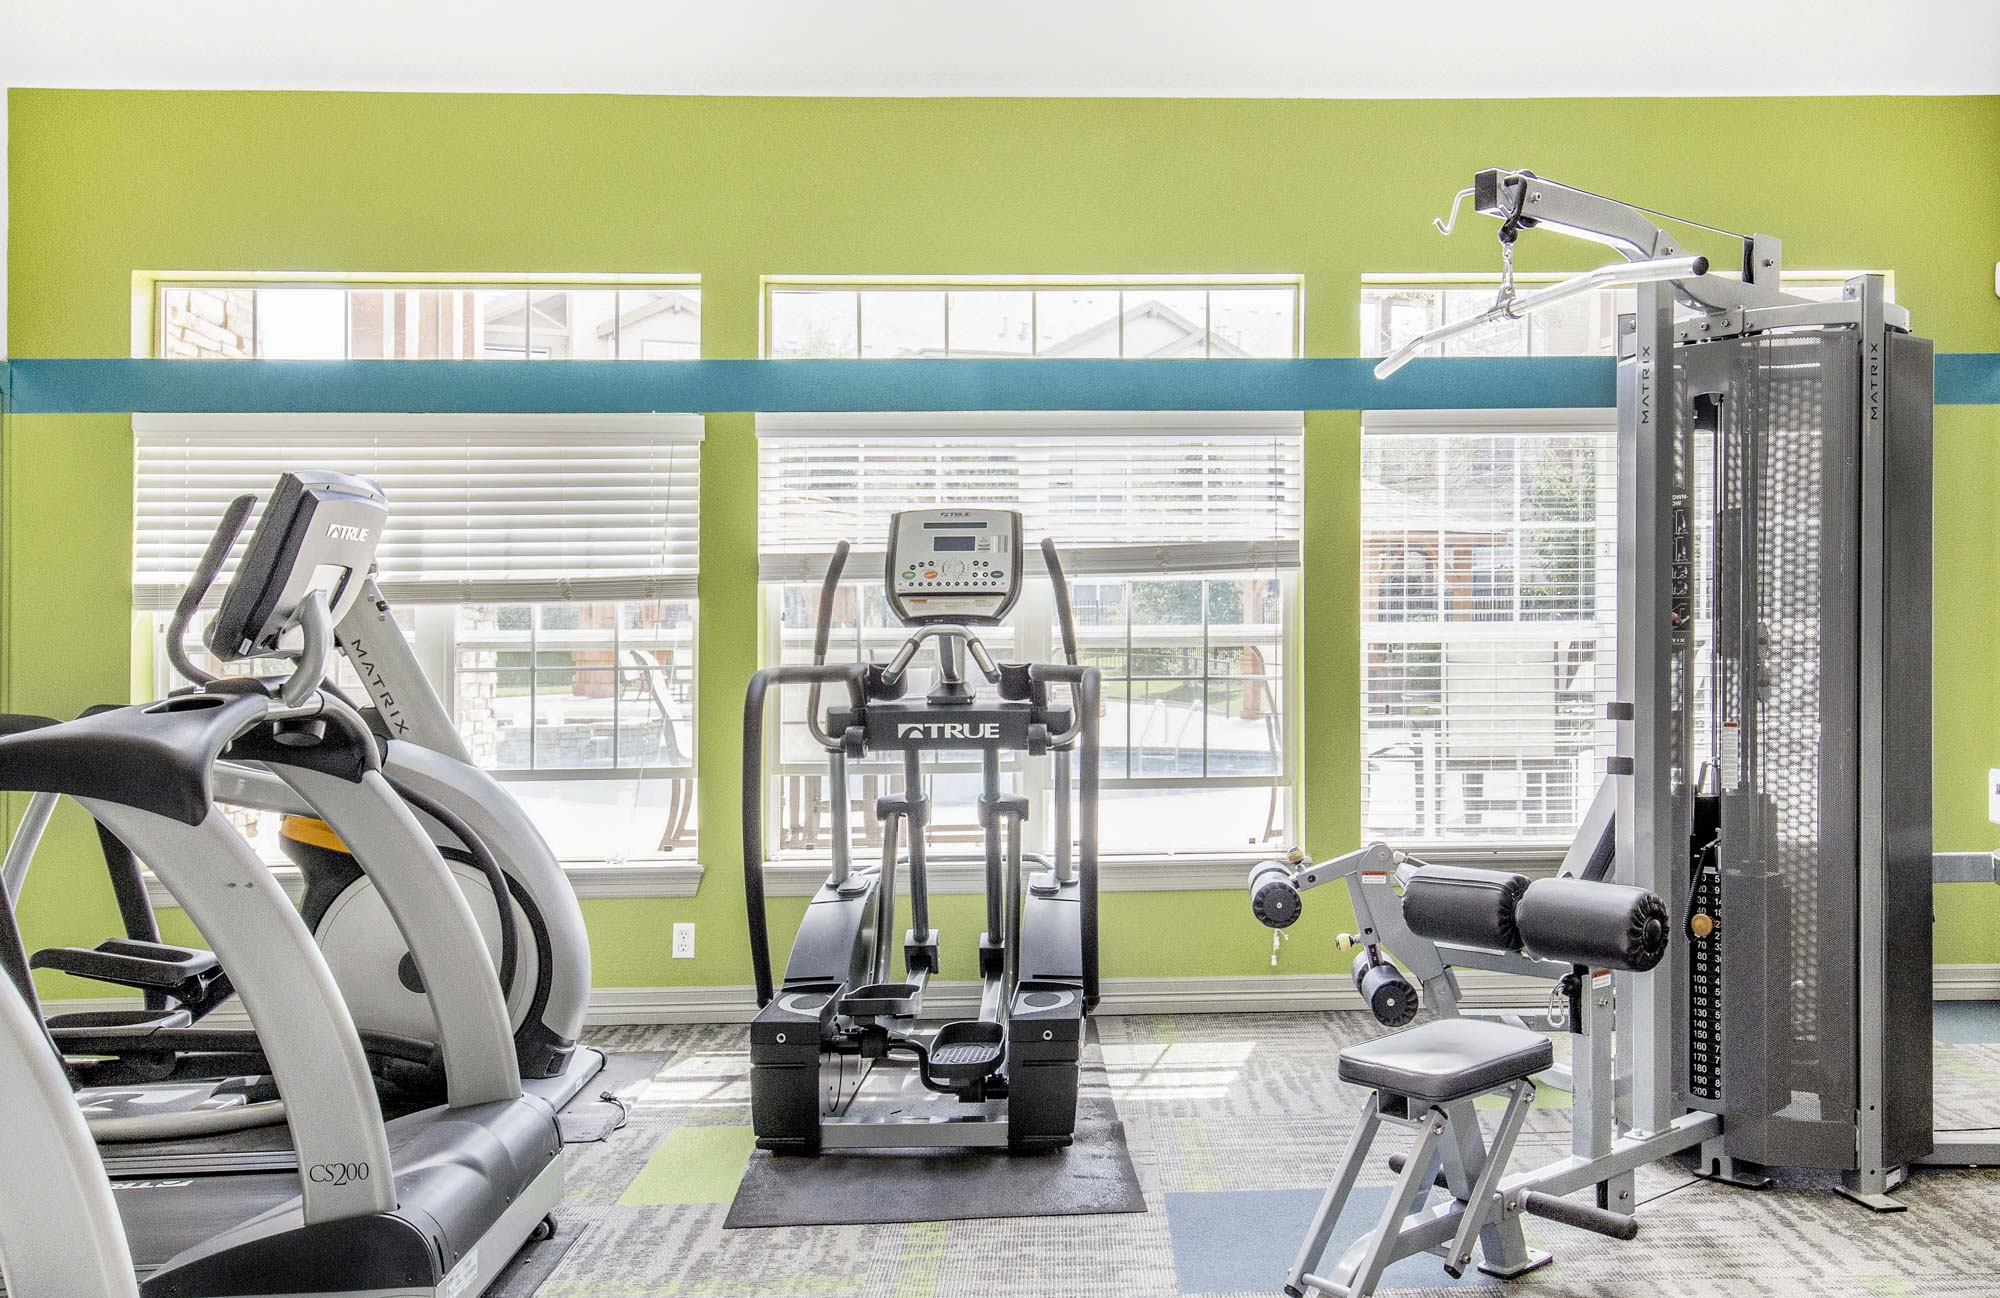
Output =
[{"x1": 6, "y1": 90, "x2": 1999, "y2": 998}]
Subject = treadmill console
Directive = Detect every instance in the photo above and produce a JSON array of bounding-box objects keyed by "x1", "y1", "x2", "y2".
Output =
[
  {"x1": 207, "y1": 470, "x2": 389, "y2": 659},
  {"x1": 884, "y1": 508, "x2": 1024, "y2": 626}
]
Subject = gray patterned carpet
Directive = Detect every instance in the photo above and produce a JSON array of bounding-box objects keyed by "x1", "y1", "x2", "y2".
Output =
[{"x1": 518, "y1": 1011, "x2": 2000, "y2": 1298}]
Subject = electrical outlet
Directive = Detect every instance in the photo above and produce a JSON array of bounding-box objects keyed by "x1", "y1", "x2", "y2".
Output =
[{"x1": 672, "y1": 923, "x2": 695, "y2": 959}]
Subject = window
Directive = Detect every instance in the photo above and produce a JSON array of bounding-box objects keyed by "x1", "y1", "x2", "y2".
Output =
[
  {"x1": 765, "y1": 277, "x2": 1300, "y2": 359},
  {"x1": 1361, "y1": 408, "x2": 1616, "y2": 846},
  {"x1": 133, "y1": 414, "x2": 702, "y2": 865},
  {"x1": 1358, "y1": 272, "x2": 1873, "y2": 850},
  {"x1": 759, "y1": 410, "x2": 1302, "y2": 861},
  {"x1": 154, "y1": 280, "x2": 701, "y2": 360}
]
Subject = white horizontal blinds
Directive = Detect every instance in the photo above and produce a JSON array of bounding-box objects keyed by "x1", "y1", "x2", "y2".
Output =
[
  {"x1": 133, "y1": 414, "x2": 703, "y2": 610},
  {"x1": 1360, "y1": 410, "x2": 1617, "y2": 844},
  {"x1": 757, "y1": 412, "x2": 1304, "y2": 581}
]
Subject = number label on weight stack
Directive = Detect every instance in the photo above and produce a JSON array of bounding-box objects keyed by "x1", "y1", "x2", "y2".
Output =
[{"x1": 1688, "y1": 862, "x2": 1723, "y2": 1101}]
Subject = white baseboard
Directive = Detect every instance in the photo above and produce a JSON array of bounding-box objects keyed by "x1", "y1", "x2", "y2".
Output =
[
  {"x1": 1936, "y1": 963, "x2": 2000, "y2": 1000},
  {"x1": 45, "y1": 964, "x2": 2000, "y2": 1027}
]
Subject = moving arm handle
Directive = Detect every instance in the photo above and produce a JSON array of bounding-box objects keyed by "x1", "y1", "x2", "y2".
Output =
[
  {"x1": 804, "y1": 541, "x2": 851, "y2": 747},
  {"x1": 742, "y1": 662, "x2": 870, "y2": 1007},
  {"x1": 1041, "y1": 537, "x2": 1079, "y2": 667},
  {"x1": 166, "y1": 491, "x2": 257, "y2": 687}
]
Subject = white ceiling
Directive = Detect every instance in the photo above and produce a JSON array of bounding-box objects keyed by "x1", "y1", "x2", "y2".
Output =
[{"x1": 2, "y1": 0, "x2": 1996, "y2": 98}]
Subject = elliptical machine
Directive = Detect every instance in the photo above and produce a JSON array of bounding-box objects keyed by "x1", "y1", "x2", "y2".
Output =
[
  {"x1": 742, "y1": 508, "x2": 1100, "y2": 1153},
  {"x1": 5, "y1": 469, "x2": 602, "y2": 1118}
]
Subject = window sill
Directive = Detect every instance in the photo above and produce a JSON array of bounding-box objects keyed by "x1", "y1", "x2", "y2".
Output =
[
  {"x1": 144, "y1": 857, "x2": 705, "y2": 907},
  {"x1": 761, "y1": 851, "x2": 1285, "y2": 897}
]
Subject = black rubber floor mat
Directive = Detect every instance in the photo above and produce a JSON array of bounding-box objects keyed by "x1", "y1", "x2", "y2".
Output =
[{"x1": 722, "y1": 1056, "x2": 1144, "y2": 1228}]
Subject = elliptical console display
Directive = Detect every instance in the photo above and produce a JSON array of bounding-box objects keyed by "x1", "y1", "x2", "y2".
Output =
[{"x1": 884, "y1": 507, "x2": 1024, "y2": 625}]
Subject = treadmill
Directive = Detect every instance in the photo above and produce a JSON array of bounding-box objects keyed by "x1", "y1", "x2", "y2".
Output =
[
  {"x1": 0, "y1": 474, "x2": 563, "y2": 1296},
  {"x1": 6, "y1": 472, "x2": 604, "y2": 1125}
]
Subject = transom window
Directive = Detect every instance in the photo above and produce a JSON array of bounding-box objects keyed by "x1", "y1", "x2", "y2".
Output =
[
  {"x1": 154, "y1": 278, "x2": 700, "y2": 361},
  {"x1": 765, "y1": 276, "x2": 1300, "y2": 359}
]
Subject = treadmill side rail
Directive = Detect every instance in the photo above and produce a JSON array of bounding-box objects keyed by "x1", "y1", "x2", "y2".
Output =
[{"x1": 272, "y1": 763, "x2": 522, "y2": 1111}]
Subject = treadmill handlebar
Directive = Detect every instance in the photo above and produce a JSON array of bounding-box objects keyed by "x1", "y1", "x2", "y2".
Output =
[{"x1": 166, "y1": 492, "x2": 256, "y2": 689}]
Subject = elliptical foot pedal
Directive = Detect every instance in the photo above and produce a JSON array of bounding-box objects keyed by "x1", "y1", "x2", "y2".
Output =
[
  {"x1": 928, "y1": 1020, "x2": 1006, "y2": 1081},
  {"x1": 841, "y1": 982, "x2": 923, "y2": 1018}
]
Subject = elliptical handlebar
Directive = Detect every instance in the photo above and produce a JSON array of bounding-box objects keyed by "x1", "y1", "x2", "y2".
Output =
[
  {"x1": 880, "y1": 625, "x2": 1000, "y2": 688},
  {"x1": 166, "y1": 492, "x2": 257, "y2": 688},
  {"x1": 742, "y1": 661, "x2": 872, "y2": 1008},
  {"x1": 803, "y1": 541, "x2": 851, "y2": 751},
  {"x1": 811, "y1": 541, "x2": 849, "y2": 668},
  {"x1": 1040, "y1": 537, "x2": 1080, "y2": 667}
]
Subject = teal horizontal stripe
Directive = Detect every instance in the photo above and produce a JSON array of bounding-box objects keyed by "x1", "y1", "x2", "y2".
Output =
[
  {"x1": 2, "y1": 354, "x2": 1995, "y2": 415},
  {"x1": 1938, "y1": 352, "x2": 2000, "y2": 407},
  {"x1": 3, "y1": 356, "x2": 1607, "y2": 413}
]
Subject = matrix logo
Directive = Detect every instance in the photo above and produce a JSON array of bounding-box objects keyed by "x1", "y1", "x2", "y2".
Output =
[
  {"x1": 326, "y1": 523, "x2": 371, "y2": 542},
  {"x1": 898, "y1": 721, "x2": 1000, "y2": 741}
]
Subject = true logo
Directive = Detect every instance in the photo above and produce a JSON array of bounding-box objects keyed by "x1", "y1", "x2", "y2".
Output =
[
  {"x1": 111, "y1": 1179, "x2": 194, "y2": 1191},
  {"x1": 326, "y1": 523, "x2": 371, "y2": 542},
  {"x1": 897, "y1": 721, "x2": 1000, "y2": 741}
]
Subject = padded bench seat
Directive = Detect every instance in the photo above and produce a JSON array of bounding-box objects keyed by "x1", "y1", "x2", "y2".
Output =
[{"x1": 1337, "y1": 1019, "x2": 1552, "y2": 1103}]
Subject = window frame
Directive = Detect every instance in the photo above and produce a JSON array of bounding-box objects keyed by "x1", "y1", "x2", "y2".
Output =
[{"x1": 756, "y1": 282, "x2": 1306, "y2": 879}]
